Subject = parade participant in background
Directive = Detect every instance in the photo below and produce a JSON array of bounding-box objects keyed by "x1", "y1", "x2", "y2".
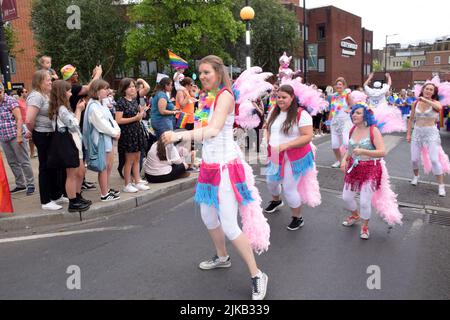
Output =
[
  {"x1": 17, "y1": 88, "x2": 37, "y2": 158},
  {"x1": 48, "y1": 80, "x2": 90, "y2": 212},
  {"x1": 362, "y1": 73, "x2": 405, "y2": 134},
  {"x1": 396, "y1": 89, "x2": 409, "y2": 123},
  {"x1": 408, "y1": 82, "x2": 450, "y2": 196},
  {"x1": 162, "y1": 55, "x2": 270, "y2": 300},
  {"x1": 38, "y1": 55, "x2": 59, "y2": 81},
  {"x1": 327, "y1": 77, "x2": 352, "y2": 168},
  {"x1": 341, "y1": 102, "x2": 402, "y2": 239},
  {"x1": 264, "y1": 83, "x2": 322, "y2": 231}
]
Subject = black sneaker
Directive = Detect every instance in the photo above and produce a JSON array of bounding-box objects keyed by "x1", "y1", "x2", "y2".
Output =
[
  {"x1": 77, "y1": 193, "x2": 92, "y2": 206},
  {"x1": 82, "y1": 181, "x2": 96, "y2": 190},
  {"x1": 10, "y1": 186, "x2": 26, "y2": 194},
  {"x1": 26, "y1": 185, "x2": 35, "y2": 196},
  {"x1": 109, "y1": 188, "x2": 120, "y2": 196},
  {"x1": 68, "y1": 199, "x2": 91, "y2": 213},
  {"x1": 287, "y1": 216, "x2": 304, "y2": 231},
  {"x1": 101, "y1": 192, "x2": 120, "y2": 202},
  {"x1": 264, "y1": 200, "x2": 284, "y2": 213}
]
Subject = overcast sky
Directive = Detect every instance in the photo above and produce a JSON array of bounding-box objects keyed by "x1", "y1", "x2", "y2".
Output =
[{"x1": 302, "y1": 0, "x2": 450, "y2": 49}]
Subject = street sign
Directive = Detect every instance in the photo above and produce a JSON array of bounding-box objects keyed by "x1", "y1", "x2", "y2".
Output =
[{"x1": 1, "y1": 0, "x2": 18, "y2": 22}]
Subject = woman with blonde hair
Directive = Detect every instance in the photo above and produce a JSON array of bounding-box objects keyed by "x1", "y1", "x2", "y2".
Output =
[
  {"x1": 162, "y1": 55, "x2": 270, "y2": 300},
  {"x1": 26, "y1": 70, "x2": 67, "y2": 210}
]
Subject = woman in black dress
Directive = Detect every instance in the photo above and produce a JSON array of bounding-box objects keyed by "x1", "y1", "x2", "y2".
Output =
[{"x1": 115, "y1": 78, "x2": 151, "y2": 193}]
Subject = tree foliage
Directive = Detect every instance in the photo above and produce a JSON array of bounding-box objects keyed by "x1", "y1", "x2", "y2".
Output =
[
  {"x1": 4, "y1": 23, "x2": 19, "y2": 57},
  {"x1": 31, "y1": 0, "x2": 129, "y2": 82},
  {"x1": 401, "y1": 60, "x2": 412, "y2": 70},
  {"x1": 125, "y1": 0, "x2": 244, "y2": 70},
  {"x1": 231, "y1": 0, "x2": 301, "y2": 73},
  {"x1": 373, "y1": 59, "x2": 382, "y2": 72}
]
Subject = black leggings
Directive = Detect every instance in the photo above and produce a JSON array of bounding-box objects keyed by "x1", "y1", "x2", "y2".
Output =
[{"x1": 145, "y1": 163, "x2": 186, "y2": 183}]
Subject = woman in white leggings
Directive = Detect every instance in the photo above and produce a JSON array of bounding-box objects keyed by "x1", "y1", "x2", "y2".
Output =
[
  {"x1": 407, "y1": 83, "x2": 447, "y2": 197},
  {"x1": 341, "y1": 104, "x2": 386, "y2": 240},
  {"x1": 328, "y1": 77, "x2": 352, "y2": 168}
]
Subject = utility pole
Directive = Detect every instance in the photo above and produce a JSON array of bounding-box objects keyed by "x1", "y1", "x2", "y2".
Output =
[
  {"x1": 0, "y1": 10, "x2": 12, "y2": 94},
  {"x1": 303, "y1": 0, "x2": 307, "y2": 83}
]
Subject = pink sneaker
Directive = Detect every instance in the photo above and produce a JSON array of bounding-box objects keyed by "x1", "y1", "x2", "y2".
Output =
[
  {"x1": 342, "y1": 214, "x2": 360, "y2": 227},
  {"x1": 360, "y1": 225, "x2": 370, "y2": 240}
]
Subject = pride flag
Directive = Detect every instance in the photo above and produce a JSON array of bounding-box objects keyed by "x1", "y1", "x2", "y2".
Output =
[
  {"x1": 0, "y1": 152, "x2": 13, "y2": 213},
  {"x1": 176, "y1": 112, "x2": 189, "y2": 129},
  {"x1": 168, "y1": 50, "x2": 188, "y2": 70}
]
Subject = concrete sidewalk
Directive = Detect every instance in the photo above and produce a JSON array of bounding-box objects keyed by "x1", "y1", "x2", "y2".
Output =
[{"x1": 0, "y1": 146, "x2": 198, "y2": 232}]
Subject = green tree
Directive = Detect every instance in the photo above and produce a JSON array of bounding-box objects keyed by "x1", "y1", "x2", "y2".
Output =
[
  {"x1": 31, "y1": 0, "x2": 129, "y2": 82},
  {"x1": 4, "y1": 23, "x2": 19, "y2": 57},
  {"x1": 401, "y1": 60, "x2": 412, "y2": 69},
  {"x1": 125, "y1": 0, "x2": 244, "y2": 71},
  {"x1": 373, "y1": 59, "x2": 382, "y2": 72},
  {"x1": 231, "y1": 0, "x2": 301, "y2": 73}
]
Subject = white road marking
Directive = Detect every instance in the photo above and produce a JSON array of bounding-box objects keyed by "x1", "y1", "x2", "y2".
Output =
[{"x1": 0, "y1": 226, "x2": 137, "y2": 244}]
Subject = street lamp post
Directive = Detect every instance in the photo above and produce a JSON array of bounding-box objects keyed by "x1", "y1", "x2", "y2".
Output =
[
  {"x1": 240, "y1": 1, "x2": 255, "y2": 70},
  {"x1": 384, "y1": 33, "x2": 398, "y2": 73},
  {"x1": 0, "y1": 13, "x2": 12, "y2": 94}
]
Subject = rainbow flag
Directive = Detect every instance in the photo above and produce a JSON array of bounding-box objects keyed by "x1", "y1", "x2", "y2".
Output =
[
  {"x1": 168, "y1": 50, "x2": 188, "y2": 70},
  {"x1": 176, "y1": 112, "x2": 189, "y2": 129},
  {"x1": 0, "y1": 152, "x2": 13, "y2": 213}
]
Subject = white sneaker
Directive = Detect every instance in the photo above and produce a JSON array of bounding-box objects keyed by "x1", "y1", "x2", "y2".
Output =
[
  {"x1": 439, "y1": 185, "x2": 446, "y2": 197},
  {"x1": 139, "y1": 179, "x2": 148, "y2": 185},
  {"x1": 410, "y1": 176, "x2": 419, "y2": 186},
  {"x1": 133, "y1": 183, "x2": 150, "y2": 191},
  {"x1": 331, "y1": 161, "x2": 341, "y2": 168},
  {"x1": 251, "y1": 272, "x2": 268, "y2": 300},
  {"x1": 41, "y1": 201, "x2": 62, "y2": 211},
  {"x1": 54, "y1": 196, "x2": 69, "y2": 204},
  {"x1": 123, "y1": 183, "x2": 139, "y2": 193}
]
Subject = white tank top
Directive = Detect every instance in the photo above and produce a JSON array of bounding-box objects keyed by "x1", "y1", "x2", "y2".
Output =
[{"x1": 202, "y1": 92, "x2": 241, "y2": 164}]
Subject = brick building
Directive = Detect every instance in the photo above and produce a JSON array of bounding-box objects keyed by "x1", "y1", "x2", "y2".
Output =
[
  {"x1": 9, "y1": 0, "x2": 36, "y2": 91},
  {"x1": 282, "y1": 1, "x2": 373, "y2": 89}
]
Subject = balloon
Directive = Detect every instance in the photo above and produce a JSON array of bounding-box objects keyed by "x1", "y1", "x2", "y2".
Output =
[{"x1": 192, "y1": 73, "x2": 197, "y2": 81}]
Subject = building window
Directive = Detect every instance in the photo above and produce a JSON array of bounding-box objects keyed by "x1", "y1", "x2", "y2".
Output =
[
  {"x1": 434, "y1": 56, "x2": 441, "y2": 64},
  {"x1": 9, "y1": 57, "x2": 16, "y2": 74},
  {"x1": 364, "y1": 64, "x2": 371, "y2": 75},
  {"x1": 448, "y1": 56, "x2": 450, "y2": 64},
  {"x1": 365, "y1": 41, "x2": 371, "y2": 54},
  {"x1": 299, "y1": 24, "x2": 308, "y2": 40},
  {"x1": 318, "y1": 58, "x2": 325, "y2": 72},
  {"x1": 317, "y1": 25, "x2": 325, "y2": 40}
]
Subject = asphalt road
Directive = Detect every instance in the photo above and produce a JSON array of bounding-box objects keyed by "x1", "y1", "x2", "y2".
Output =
[{"x1": 0, "y1": 134, "x2": 449, "y2": 300}]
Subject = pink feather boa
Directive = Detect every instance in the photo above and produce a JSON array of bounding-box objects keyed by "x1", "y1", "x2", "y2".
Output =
[
  {"x1": 239, "y1": 161, "x2": 271, "y2": 254},
  {"x1": 372, "y1": 102, "x2": 406, "y2": 133},
  {"x1": 421, "y1": 146, "x2": 450, "y2": 175},
  {"x1": 235, "y1": 100, "x2": 261, "y2": 129},
  {"x1": 371, "y1": 160, "x2": 403, "y2": 226},
  {"x1": 297, "y1": 166, "x2": 322, "y2": 207}
]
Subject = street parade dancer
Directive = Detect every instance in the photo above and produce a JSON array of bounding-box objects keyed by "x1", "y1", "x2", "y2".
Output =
[
  {"x1": 162, "y1": 55, "x2": 270, "y2": 300},
  {"x1": 327, "y1": 77, "x2": 353, "y2": 168},
  {"x1": 363, "y1": 72, "x2": 406, "y2": 133},
  {"x1": 341, "y1": 93, "x2": 403, "y2": 240},
  {"x1": 408, "y1": 78, "x2": 450, "y2": 196},
  {"x1": 264, "y1": 79, "x2": 326, "y2": 230}
]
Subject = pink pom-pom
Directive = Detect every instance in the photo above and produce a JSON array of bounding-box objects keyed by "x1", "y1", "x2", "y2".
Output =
[
  {"x1": 421, "y1": 147, "x2": 432, "y2": 174},
  {"x1": 372, "y1": 102, "x2": 406, "y2": 133},
  {"x1": 439, "y1": 147, "x2": 450, "y2": 174},
  {"x1": 239, "y1": 162, "x2": 270, "y2": 254},
  {"x1": 297, "y1": 167, "x2": 321, "y2": 207},
  {"x1": 235, "y1": 101, "x2": 261, "y2": 129},
  {"x1": 349, "y1": 91, "x2": 367, "y2": 104},
  {"x1": 371, "y1": 160, "x2": 403, "y2": 226}
]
